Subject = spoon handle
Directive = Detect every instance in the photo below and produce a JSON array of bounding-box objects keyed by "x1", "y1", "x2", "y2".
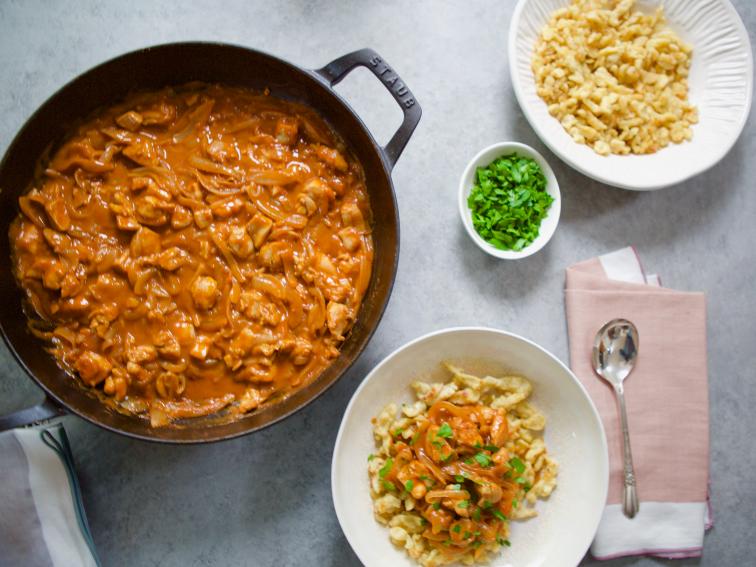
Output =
[{"x1": 615, "y1": 384, "x2": 639, "y2": 518}]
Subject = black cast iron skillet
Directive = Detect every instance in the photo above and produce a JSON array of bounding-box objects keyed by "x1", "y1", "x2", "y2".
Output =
[{"x1": 0, "y1": 42, "x2": 420, "y2": 443}]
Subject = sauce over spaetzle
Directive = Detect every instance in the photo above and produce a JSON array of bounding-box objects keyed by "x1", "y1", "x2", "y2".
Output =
[{"x1": 369, "y1": 363, "x2": 557, "y2": 566}]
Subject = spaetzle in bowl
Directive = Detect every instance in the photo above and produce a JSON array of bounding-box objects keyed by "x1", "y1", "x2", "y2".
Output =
[
  {"x1": 369, "y1": 363, "x2": 558, "y2": 566},
  {"x1": 332, "y1": 328, "x2": 608, "y2": 567},
  {"x1": 509, "y1": 0, "x2": 753, "y2": 189}
]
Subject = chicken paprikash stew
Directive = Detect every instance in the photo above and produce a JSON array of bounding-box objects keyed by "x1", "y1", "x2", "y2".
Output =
[{"x1": 9, "y1": 84, "x2": 373, "y2": 427}]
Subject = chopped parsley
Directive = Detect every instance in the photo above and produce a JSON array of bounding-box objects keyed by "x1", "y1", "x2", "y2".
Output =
[
  {"x1": 483, "y1": 444, "x2": 499, "y2": 452},
  {"x1": 404, "y1": 479, "x2": 414, "y2": 492},
  {"x1": 458, "y1": 500, "x2": 469, "y2": 509},
  {"x1": 378, "y1": 457, "x2": 393, "y2": 478},
  {"x1": 454, "y1": 474, "x2": 466, "y2": 483},
  {"x1": 409, "y1": 432, "x2": 420, "y2": 446},
  {"x1": 474, "y1": 452, "x2": 493, "y2": 467},
  {"x1": 392, "y1": 428, "x2": 403, "y2": 437},
  {"x1": 497, "y1": 537, "x2": 511, "y2": 547},
  {"x1": 367, "y1": 454, "x2": 375, "y2": 462},
  {"x1": 463, "y1": 531, "x2": 472, "y2": 539},
  {"x1": 432, "y1": 501, "x2": 441, "y2": 510},
  {"x1": 382, "y1": 480, "x2": 395, "y2": 492},
  {"x1": 436, "y1": 422, "x2": 453, "y2": 439},
  {"x1": 512, "y1": 498, "x2": 518, "y2": 509},
  {"x1": 492, "y1": 509, "x2": 507, "y2": 521},
  {"x1": 515, "y1": 477, "x2": 532, "y2": 492},
  {"x1": 467, "y1": 153, "x2": 554, "y2": 252},
  {"x1": 472, "y1": 508, "x2": 482, "y2": 521},
  {"x1": 508, "y1": 456, "x2": 526, "y2": 474},
  {"x1": 452, "y1": 524, "x2": 462, "y2": 534}
]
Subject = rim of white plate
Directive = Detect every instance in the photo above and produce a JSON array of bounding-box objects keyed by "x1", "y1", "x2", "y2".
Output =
[{"x1": 331, "y1": 326, "x2": 609, "y2": 567}]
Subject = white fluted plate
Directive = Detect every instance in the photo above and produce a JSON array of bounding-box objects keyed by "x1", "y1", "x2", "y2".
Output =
[
  {"x1": 509, "y1": 0, "x2": 753, "y2": 190},
  {"x1": 332, "y1": 328, "x2": 608, "y2": 567}
]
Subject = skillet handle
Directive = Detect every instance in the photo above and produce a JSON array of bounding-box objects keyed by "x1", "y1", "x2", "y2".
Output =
[
  {"x1": 315, "y1": 48, "x2": 421, "y2": 170},
  {"x1": 0, "y1": 396, "x2": 65, "y2": 432}
]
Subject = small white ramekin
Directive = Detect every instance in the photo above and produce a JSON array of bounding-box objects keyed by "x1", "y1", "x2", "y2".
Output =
[{"x1": 458, "y1": 141, "x2": 561, "y2": 259}]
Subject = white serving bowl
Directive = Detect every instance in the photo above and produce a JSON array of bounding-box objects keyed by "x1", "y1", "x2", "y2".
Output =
[
  {"x1": 458, "y1": 142, "x2": 561, "y2": 259},
  {"x1": 332, "y1": 327, "x2": 608, "y2": 567},
  {"x1": 509, "y1": 0, "x2": 753, "y2": 190}
]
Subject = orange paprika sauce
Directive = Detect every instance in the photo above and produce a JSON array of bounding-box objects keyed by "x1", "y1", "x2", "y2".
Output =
[
  {"x1": 380, "y1": 400, "x2": 519, "y2": 559},
  {"x1": 10, "y1": 84, "x2": 373, "y2": 426}
]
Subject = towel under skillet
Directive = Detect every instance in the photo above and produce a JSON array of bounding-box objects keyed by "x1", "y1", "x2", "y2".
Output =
[{"x1": 0, "y1": 422, "x2": 100, "y2": 567}]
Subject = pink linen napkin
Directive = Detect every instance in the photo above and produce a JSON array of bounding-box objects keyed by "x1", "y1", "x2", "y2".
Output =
[{"x1": 565, "y1": 247, "x2": 710, "y2": 560}]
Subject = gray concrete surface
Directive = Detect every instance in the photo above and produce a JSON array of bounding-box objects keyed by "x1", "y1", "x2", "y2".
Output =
[{"x1": 1, "y1": 1, "x2": 754, "y2": 566}]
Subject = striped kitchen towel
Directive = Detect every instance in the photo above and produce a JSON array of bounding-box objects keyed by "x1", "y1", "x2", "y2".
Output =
[{"x1": 0, "y1": 422, "x2": 100, "y2": 567}]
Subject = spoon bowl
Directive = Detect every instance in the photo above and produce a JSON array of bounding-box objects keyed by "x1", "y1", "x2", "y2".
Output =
[{"x1": 593, "y1": 318, "x2": 639, "y2": 385}]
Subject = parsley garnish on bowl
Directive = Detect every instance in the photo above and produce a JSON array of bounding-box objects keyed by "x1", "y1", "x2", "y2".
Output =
[{"x1": 467, "y1": 153, "x2": 554, "y2": 251}]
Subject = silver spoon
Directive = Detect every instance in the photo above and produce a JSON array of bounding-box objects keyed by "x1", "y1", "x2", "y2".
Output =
[{"x1": 592, "y1": 318, "x2": 640, "y2": 519}]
